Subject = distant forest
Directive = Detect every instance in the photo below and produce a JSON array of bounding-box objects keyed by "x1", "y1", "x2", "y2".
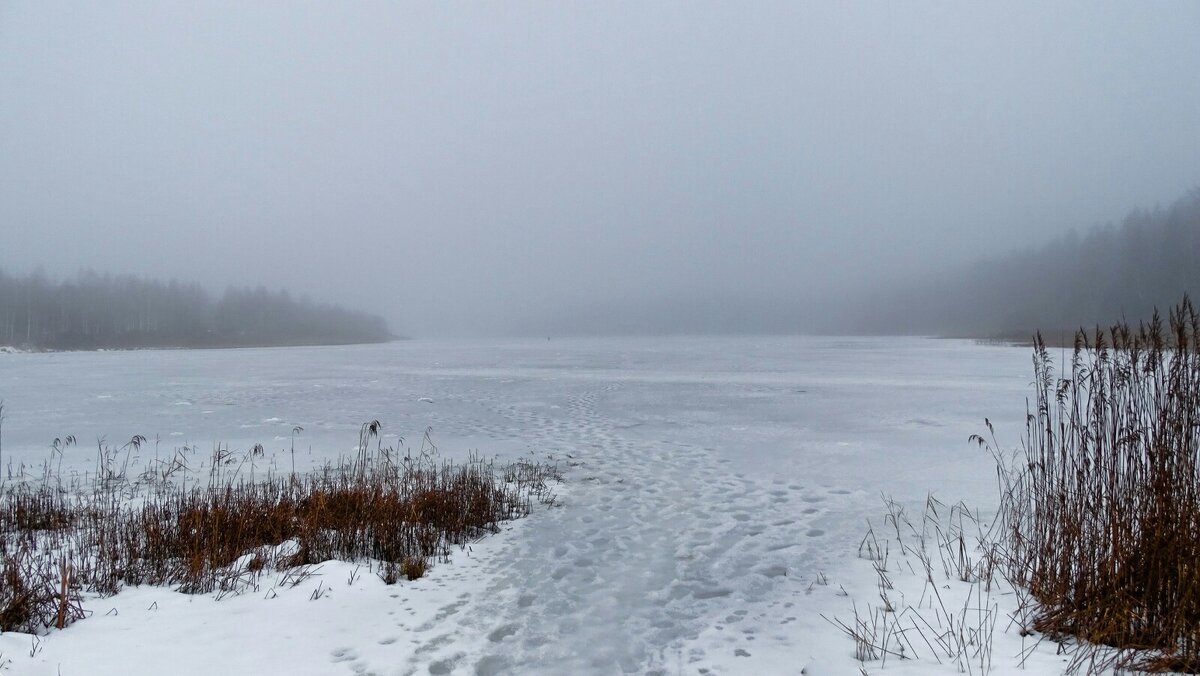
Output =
[
  {"x1": 0, "y1": 270, "x2": 391, "y2": 350},
  {"x1": 852, "y1": 186, "x2": 1200, "y2": 340}
]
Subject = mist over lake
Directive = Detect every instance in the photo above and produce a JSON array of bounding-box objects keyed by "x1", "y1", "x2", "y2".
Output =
[{"x1": 3, "y1": 2, "x2": 1200, "y2": 672}]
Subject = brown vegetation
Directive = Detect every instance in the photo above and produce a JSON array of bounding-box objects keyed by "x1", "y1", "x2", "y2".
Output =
[
  {"x1": 0, "y1": 424, "x2": 559, "y2": 634},
  {"x1": 986, "y1": 296, "x2": 1200, "y2": 672}
]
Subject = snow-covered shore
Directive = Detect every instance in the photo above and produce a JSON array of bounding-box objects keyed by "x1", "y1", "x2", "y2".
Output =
[{"x1": 2, "y1": 525, "x2": 526, "y2": 676}]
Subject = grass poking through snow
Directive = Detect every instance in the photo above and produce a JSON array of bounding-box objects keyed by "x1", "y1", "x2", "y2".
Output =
[
  {"x1": 0, "y1": 422, "x2": 560, "y2": 635},
  {"x1": 832, "y1": 296, "x2": 1200, "y2": 674}
]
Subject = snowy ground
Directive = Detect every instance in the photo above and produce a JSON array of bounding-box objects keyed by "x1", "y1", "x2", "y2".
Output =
[{"x1": 0, "y1": 336, "x2": 1093, "y2": 674}]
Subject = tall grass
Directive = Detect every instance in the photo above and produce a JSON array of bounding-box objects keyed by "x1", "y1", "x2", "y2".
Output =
[
  {"x1": 0, "y1": 425, "x2": 559, "y2": 634},
  {"x1": 990, "y1": 296, "x2": 1200, "y2": 672}
]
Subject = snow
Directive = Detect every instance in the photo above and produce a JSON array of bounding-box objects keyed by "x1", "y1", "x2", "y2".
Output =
[
  {"x1": 0, "y1": 336, "x2": 1103, "y2": 674},
  {"x1": 1, "y1": 530, "x2": 519, "y2": 676}
]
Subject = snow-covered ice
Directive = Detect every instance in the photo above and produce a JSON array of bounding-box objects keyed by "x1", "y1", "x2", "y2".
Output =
[{"x1": 0, "y1": 336, "x2": 1064, "y2": 674}]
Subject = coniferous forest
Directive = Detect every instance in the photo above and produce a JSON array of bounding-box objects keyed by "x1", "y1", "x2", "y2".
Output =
[
  {"x1": 0, "y1": 270, "x2": 392, "y2": 350},
  {"x1": 851, "y1": 186, "x2": 1200, "y2": 339}
]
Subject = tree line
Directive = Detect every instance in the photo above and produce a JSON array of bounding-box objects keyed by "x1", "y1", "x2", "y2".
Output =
[
  {"x1": 848, "y1": 186, "x2": 1200, "y2": 340},
  {"x1": 0, "y1": 270, "x2": 392, "y2": 350}
]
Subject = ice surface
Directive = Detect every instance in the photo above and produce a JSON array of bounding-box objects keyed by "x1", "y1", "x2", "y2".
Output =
[{"x1": 0, "y1": 336, "x2": 1037, "y2": 674}]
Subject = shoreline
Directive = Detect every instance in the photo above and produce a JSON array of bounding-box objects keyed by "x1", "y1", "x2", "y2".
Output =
[{"x1": 0, "y1": 336, "x2": 405, "y2": 354}]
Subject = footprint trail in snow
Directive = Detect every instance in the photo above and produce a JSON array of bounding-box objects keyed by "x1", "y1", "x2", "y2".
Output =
[{"x1": 384, "y1": 381, "x2": 867, "y2": 675}]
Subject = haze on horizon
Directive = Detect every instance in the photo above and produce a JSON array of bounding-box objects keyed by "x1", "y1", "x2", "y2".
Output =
[{"x1": 2, "y1": 2, "x2": 1199, "y2": 337}]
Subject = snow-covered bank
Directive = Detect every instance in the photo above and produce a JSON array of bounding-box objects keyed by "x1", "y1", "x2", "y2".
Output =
[
  {"x1": 1, "y1": 530, "x2": 516, "y2": 676},
  {"x1": 0, "y1": 336, "x2": 1081, "y2": 674}
]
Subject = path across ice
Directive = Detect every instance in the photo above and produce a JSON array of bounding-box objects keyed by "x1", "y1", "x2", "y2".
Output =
[{"x1": 385, "y1": 382, "x2": 875, "y2": 674}]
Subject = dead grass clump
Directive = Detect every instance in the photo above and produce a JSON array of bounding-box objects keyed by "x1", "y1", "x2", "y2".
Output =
[
  {"x1": 0, "y1": 551, "x2": 84, "y2": 634},
  {"x1": 988, "y1": 295, "x2": 1200, "y2": 672},
  {"x1": 399, "y1": 556, "x2": 427, "y2": 581},
  {"x1": 0, "y1": 425, "x2": 561, "y2": 632}
]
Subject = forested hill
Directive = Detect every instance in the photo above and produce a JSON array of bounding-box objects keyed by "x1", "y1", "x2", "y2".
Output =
[
  {"x1": 848, "y1": 186, "x2": 1200, "y2": 340},
  {"x1": 0, "y1": 270, "x2": 392, "y2": 350}
]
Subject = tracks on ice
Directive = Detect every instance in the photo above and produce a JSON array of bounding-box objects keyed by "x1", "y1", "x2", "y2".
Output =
[{"x1": 357, "y1": 380, "x2": 867, "y2": 675}]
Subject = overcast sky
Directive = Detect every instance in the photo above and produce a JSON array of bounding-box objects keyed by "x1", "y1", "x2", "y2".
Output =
[{"x1": 2, "y1": 2, "x2": 1199, "y2": 336}]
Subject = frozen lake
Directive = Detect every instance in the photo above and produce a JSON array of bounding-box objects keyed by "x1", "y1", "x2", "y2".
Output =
[{"x1": 0, "y1": 336, "x2": 1034, "y2": 673}]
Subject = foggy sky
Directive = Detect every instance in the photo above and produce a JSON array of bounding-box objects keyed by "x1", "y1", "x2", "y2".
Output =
[{"x1": 2, "y1": 2, "x2": 1200, "y2": 336}]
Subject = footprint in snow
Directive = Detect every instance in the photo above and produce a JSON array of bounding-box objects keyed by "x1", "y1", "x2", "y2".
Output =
[{"x1": 487, "y1": 623, "x2": 519, "y2": 642}]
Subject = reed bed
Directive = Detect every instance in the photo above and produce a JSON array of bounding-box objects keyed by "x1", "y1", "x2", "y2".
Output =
[
  {"x1": 988, "y1": 296, "x2": 1200, "y2": 672},
  {"x1": 0, "y1": 423, "x2": 560, "y2": 634}
]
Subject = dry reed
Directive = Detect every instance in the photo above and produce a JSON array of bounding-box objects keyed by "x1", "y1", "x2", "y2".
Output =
[{"x1": 988, "y1": 296, "x2": 1200, "y2": 672}]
